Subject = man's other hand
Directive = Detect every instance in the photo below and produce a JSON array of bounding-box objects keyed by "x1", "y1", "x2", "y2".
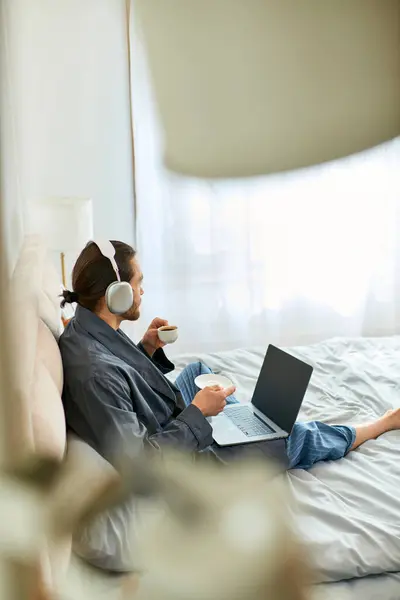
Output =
[{"x1": 192, "y1": 385, "x2": 236, "y2": 417}]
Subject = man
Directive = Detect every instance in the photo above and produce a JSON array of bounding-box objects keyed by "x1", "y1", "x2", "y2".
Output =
[{"x1": 60, "y1": 240, "x2": 400, "y2": 473}]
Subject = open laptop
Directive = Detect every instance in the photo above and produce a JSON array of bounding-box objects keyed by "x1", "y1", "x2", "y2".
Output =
[{"x1": 210, "y1": 344, "x2": 313, "y2": 446}]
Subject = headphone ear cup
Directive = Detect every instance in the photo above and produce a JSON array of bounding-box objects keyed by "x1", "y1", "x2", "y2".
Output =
[{"x1": 106, "y1": 282, "x2": 134, "y2": 315}]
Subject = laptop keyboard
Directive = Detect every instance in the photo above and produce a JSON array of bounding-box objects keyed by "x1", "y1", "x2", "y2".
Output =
[{"x1": 228, "y1": 406, "x2": 274, "y2": 437}]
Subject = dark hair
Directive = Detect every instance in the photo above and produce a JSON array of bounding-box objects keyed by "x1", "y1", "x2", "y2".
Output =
[{"x1": 60, "y1": 240, "x2": 136, "y2": 312}]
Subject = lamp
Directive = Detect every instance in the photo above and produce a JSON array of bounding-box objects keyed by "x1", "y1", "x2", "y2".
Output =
[
  {"x1": 26, "y1": 197, "x2": 94, "y2": 286},
  {"x1": 134, "y1": 0, "x2": 400, "y2": 178}
]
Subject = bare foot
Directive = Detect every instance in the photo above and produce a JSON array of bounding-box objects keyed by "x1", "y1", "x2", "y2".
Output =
[
  {"x1": 380, "y1": 408, "x2": 400, "y2": 432},
  {"x1": 351, "y1": 408, "x2": 400, "y2": 450}
]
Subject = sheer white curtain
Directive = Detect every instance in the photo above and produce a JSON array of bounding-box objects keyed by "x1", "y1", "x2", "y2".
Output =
[
  {"x1": 0, "y1": 0, "x2": 26, "y2": 273},
  {"x1": 130, "y1": 24, "x2": 400, "y2": 354}
]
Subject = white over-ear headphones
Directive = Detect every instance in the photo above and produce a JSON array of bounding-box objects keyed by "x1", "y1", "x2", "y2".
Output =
[{"x1": 94, "y1": 240, "x2": 134, "y2": 315}]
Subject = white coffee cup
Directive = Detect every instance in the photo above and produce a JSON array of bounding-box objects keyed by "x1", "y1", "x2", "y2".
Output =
[{"x1": 157, "y1": 325, "x2": 179, "y2": 344}]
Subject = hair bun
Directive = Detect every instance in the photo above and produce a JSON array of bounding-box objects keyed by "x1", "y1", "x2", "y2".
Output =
[{"x1": 60, "y1": 289, "x2": 79, "y2": 308}]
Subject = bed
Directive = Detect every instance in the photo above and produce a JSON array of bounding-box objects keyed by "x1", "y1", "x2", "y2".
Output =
[
  {"x1": 16, "y1": 236, "x2": 399, "y2": 598},
  {"x1": 170, "y1": 337, "x2": 400, "y2": 599}
]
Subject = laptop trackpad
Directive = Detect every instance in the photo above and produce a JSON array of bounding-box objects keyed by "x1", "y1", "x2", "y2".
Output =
[{"x1": 209, "y1": 413, "x2": 248, "y2": 445}]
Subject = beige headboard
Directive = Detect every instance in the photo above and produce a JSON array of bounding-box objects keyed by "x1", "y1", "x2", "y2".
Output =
[{"x1": 10, "y1": 235, "x2": 66, "y2": 460}]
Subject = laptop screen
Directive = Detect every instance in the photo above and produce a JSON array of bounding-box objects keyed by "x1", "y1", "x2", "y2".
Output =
[{"x1": 251, "y1": 345, "x2": 313, "y2": 433}]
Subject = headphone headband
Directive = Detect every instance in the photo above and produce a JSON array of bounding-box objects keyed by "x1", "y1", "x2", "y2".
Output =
[{"x1": 93, "y1": 240, "x2": 120, "y2": 282}]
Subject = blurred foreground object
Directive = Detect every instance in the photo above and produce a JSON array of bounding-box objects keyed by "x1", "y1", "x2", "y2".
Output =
[
  {"x1": 131, "y1": 453, "x2": 308, "y2": 600},
  {"x1": 71, "y1": 445, "x2": 309, "y2": 599},
  {"x1": 134, "y1": 0, "x2": 400, "y2": 177}
]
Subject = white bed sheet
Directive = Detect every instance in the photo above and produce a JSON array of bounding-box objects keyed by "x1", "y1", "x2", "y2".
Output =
[
  {"x1": 171, "y1": 336, "x2": 400, "y2": 585},
  {"x1": 313, "y1": 572, "x2": 400, "y2": 600}
]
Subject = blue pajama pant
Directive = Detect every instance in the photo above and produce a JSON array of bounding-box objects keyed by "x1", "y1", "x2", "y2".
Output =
[{"x1": 175, "y1": 362, "x2": 356, "y2": 470}]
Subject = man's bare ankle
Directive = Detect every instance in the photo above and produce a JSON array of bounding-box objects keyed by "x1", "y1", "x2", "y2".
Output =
[{"x1": 378, "y1": 410, "x2": 400, "y2": 433}]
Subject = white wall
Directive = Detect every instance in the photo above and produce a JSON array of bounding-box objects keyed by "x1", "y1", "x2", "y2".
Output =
[{"x1": 2, "y1": 0, "x2": 135, "y2": 261}]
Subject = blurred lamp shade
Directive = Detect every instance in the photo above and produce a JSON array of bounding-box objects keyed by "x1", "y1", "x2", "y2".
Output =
[{"x1": 135, "y1": 0, "x2": 400, "y2": 178}]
